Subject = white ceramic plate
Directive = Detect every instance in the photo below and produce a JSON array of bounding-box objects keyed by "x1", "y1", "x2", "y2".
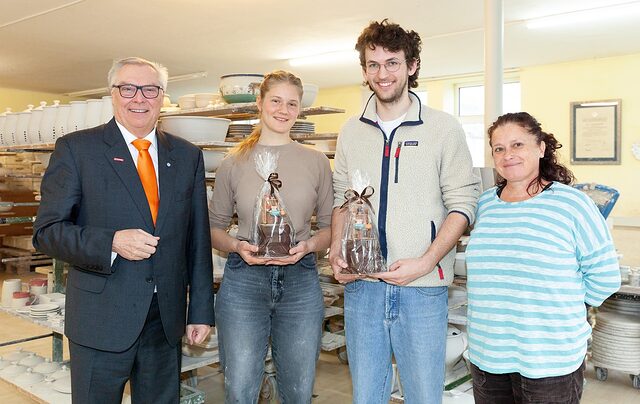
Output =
[
  {"x1": 52, "y1": 376, "x2": 72, "y2": 394},
  {"x1": 29, "y1": 303, "x2": 60, "y2": 312}
]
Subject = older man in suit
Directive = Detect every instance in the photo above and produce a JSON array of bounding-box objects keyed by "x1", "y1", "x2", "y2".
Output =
[{"x1": 33, "y1": 57, "x2": 214, "y2": 403}]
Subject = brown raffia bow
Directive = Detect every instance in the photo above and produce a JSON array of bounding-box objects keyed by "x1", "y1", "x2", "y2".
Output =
[
  {"x1": 267, "y1": 172, "x2": 282, "y2": 195},
  {"x1": 340, "y1": 186, "x2": 374, "y2": 209}
]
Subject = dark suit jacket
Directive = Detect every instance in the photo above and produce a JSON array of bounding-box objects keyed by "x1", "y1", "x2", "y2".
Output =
[{"x1": 33, "y1": 118, "x2": 215, "y2": 352}]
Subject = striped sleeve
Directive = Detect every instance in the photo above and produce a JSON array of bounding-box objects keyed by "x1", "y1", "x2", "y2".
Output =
[{"x1": 569, "y1": 189, "x2": 621, "y2": 306}]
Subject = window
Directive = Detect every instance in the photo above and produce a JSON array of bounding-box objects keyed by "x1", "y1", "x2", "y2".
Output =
[{"x1": 456, "y1": 82, "x2": 521, "y2": 166}]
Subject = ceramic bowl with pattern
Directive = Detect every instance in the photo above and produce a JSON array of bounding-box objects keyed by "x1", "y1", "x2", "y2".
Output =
[{"x1": 219, "y1": 74, "x2": 264, "y2": 103}]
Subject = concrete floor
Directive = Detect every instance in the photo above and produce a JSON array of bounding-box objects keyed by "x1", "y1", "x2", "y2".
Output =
[{"x1": 1, "y1": 271, "x2": 639, "y2": 403}]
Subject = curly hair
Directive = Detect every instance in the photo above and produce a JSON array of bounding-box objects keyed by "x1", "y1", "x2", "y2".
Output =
[
  {"x1": 488, "y1": 112, "x2": 575, "y2": 195},
  {"x1": 355, "y1": 19, "x2": 422, "y2": 89}
]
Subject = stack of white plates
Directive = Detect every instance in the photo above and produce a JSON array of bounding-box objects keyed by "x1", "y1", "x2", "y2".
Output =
[
  {"x1": 602, "y1": 297, "x2": 640, "y2": 317},
  {"x1": 591, "y1": 307, "x2": 640, "y2": 373},
  {"x1": 29, "y1": 303, "x2": 61, "y2": 318},
  {"x1": 227, "y1": 123, "x2": 254, "y2": 138},
  {"x1": 291, "y1": 120, "x2": 315, "y2": 134}
]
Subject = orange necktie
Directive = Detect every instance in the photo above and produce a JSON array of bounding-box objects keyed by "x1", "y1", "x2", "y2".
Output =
[{"x1": 132, "y1": 139, "x2": 159, "y2": 225}]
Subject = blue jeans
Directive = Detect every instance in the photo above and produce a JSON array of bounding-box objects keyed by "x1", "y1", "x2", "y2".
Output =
[
  {"x1": 344, "y1": 280, "x2": 448, "y2": 404},
  {"x1": 215, "y1": 252, "x2": 324, "y2": 404}
]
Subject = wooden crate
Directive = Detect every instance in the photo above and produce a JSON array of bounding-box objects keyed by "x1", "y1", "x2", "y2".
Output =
[{"x1": 2, "y1": 235, "x2": 35, "y2": 252}]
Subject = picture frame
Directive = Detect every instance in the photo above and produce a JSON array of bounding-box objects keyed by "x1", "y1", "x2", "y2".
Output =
[{"x1": 570, "y1": 99, "x2": 621, "y2": 165}]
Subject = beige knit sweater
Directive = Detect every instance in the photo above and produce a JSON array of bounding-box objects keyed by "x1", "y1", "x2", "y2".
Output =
[{"x1": 333, "y1": 92, "x2": 480, "y2": 287}]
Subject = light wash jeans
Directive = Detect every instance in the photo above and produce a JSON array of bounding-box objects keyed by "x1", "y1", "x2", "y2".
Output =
[
  {"x1": 344, "y1": 280, "x2": 448, "y2": 404},
  {"x1": 215, "y1": 252, "x2": 324, "y2": 404}
]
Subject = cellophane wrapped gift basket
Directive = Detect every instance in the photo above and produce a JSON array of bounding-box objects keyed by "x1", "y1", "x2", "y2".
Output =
[
  {"x1": 339, "y1": 170, "x2": 386, "y2": 274},
  {"x1": 250, "y1": 150, "x2": 295, "y2": 258}
]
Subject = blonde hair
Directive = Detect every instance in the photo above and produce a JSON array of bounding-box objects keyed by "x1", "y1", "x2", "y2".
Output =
[{"x1": 231, "y1": 70, "x2": 303, "y2": 157}]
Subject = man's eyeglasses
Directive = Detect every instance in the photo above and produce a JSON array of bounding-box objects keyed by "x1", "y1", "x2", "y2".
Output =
[
  {"x1": 112, "y1": 84, "x2": 163, "y2": 99},
  {"x1": 365, "y1": 60, "x2": 404, "y2": 75}
]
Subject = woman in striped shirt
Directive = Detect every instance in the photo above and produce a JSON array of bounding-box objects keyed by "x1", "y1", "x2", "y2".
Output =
[{"x1": 466, "y1": 112, "x2": 621, "y2": 404}]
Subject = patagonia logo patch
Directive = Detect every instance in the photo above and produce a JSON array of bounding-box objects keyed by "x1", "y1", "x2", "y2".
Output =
[{"x1": 404, "y1": 140, "x2": 419, "y2": 146}]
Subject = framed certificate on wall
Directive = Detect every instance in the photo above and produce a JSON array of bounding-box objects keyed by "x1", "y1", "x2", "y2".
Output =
[{"x1": 570, "y1": 99, "x2": 621, "y2": 165}]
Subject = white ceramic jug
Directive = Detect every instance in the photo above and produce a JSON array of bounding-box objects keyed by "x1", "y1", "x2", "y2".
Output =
[
  {"x1": 15, "y1": 111, "x2": 32, "y2": 145},
  {"x1": 3, "y1": 113, "x2": 19, "y2": 146},
  {"x1": 100, "y1": 96, "x2": 113, "y2": 124},
  {"x1": 84, "y1": 99, "x2": 102, "y2": 128},
  {"x1": 1, "y1": 279, "x2": 22, "y2": 308},
  {"x1": 67, "y1": 100, "x2": 87, "y2": 133},
  {"x1": 34, "y1": 101, "x2": 47, "y2": 111},
  {"x1": 54, "y1": 104, "x2": 71, "y2": 139},
  {"x1": 27, "y1": 109, "x2": 44, "y2": 144},
  {"x1": 39, "y1": 105, "x2": 59, "y2": 144}
]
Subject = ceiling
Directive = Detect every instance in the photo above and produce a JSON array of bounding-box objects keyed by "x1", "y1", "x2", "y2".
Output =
[{"x1": 2, "y1": 0, "x2": 640, "y2": 98}]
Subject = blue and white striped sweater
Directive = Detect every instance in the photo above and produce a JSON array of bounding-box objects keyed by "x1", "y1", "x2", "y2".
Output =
[{"x1": 466, "y1": 182, "x2": 620, "y2": 378}]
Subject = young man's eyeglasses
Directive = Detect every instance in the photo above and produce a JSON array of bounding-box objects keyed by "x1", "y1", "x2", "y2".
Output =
[
  {"x1": 365, "y1": 60, "x2": 404, "y2": 75},
  {"x1": 112, "y1": 84, "x2": 163, "y2": 99}
]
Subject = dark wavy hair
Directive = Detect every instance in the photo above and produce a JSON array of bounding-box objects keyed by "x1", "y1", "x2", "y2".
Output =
[
  {"x1": 488, "y1": 112, "x2": 575, "y2": 195},
  {"x1": 355, "y1": 19, "x2": 422, "y2": 90}
]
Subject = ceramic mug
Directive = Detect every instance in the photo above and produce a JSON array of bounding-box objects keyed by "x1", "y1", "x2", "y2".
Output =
[
  {"x1": 12, "y1": 291, "x2": 36, "y2": 308},
  {"x1": 29, "y1": 278, "x2": 48, "y2": 296},
  {"x1": 30, "y1": 285, "x2": 48, "y2": 296}
]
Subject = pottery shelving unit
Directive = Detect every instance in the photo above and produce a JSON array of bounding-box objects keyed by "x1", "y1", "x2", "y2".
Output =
[
  {"x1": 317, "y1": 260, "x2": 348, "y2": 363},
  {"x1": 160, "y1": 102, "x2": 343, "y2": 120},
  {"x1": 160, "y1": 103, "x2": 342, "y2": 161},
  {"x1": 0, "y1": 101, "x2": 344, "y2": 403}
]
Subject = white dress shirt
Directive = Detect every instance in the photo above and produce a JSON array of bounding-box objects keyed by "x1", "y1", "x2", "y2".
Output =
[{"x1": 111, "y1": 122, "x2": 160, "y2": 274}]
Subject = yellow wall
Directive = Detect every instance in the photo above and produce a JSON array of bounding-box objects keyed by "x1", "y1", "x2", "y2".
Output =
[
  {"x1": 520, "y1": 54, "x2": 640, "y2": 218},
  {"x1": 307, "y1": 85, "x2": 364, "y2": 134},
  {"x1": 313, "y1": 53, "x2": 640, "y2": 218},
  {"x1": 0, "y1": 87, "x2": 81, "y2": 112}
]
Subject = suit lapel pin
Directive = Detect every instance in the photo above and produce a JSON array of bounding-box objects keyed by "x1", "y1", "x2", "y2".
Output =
[
  {"x1": 167, "y1": 162, "x2": 171, "y2": 167},
  {"x1": 113, "y1": 157, "x2": 124, "y2": 162}
]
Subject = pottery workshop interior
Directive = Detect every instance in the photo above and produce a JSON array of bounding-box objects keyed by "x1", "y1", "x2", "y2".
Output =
[{"x1": 1, "y1": 0, "x2": 639, "y2": 403}]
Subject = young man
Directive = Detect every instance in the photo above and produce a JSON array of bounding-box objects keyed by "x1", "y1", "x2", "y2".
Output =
[{"x1": 329, "y1": 20, "x2": 480, "y2": 404}]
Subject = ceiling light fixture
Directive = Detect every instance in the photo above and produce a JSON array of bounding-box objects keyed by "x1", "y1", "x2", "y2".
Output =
[
  {"x1": 526, "y1": 1, "x2": 640, "y2": 29},
  {"x1": 0, "y1": 0, "x2": 86, "y2": 29},
  {"x1": 65, "y1": 71, "x2": 208, "y2": 97},
  {"x1": 288, "y1": 50, "x2": 358, "y2": 67}
]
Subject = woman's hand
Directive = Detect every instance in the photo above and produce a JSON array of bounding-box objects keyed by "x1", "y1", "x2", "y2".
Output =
[
  {"x1": 236, "y1": 240, "x2": 270, "y2": 266},
  {"x1": 266, "y1": 240, "x2": 310, "y2": 266}
]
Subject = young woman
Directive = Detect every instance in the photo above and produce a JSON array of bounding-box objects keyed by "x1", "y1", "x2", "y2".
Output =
[{"x1": 209, "y1": 70, "x2": 333, "y2": 403}]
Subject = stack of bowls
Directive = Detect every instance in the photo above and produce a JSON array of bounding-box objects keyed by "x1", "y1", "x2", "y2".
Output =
[
  {"x1": 195, "y1": 93, "x2": 224, "y2": 108},
  {"x1": 177, "y1": 94, "x2": 196, "y2": 110}
]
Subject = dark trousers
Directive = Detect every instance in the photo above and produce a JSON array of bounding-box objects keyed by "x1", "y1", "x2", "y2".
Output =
[
  {"x1": 470, "y1": 362, "x2": 585, "y2": 404},
  {"x1": 69, "y1": 294, "x2": 181, "y2": 403}
]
